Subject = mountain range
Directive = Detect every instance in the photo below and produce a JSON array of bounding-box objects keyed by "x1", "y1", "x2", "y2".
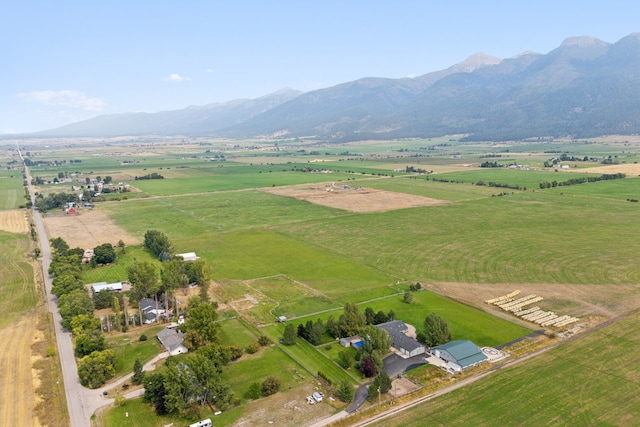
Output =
[{"x1": 35, "y1": 33, "x2": 640, "y2": 141}]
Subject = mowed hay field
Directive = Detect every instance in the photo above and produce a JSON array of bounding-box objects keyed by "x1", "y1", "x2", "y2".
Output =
[
  {"x1": 0, "y1": 209, "x2": 30, "y2": 234},
  {"x1": 0, "y1": 232, "x2": 40, "y2": 425},
  {"x1": 371, "y1": 311, "x2": 640, "y2": 426}
]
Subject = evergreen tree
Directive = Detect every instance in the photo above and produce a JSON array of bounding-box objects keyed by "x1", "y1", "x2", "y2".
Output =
[
  {"x1": 338, "y1": 379, "x2": 354, "y2": 403},
  {"x1": 132, "y1": 358, "x2": 145, "y2": 385},
  {"x1": 282, "y1": 323, "x2": 296, "y2": 345}
]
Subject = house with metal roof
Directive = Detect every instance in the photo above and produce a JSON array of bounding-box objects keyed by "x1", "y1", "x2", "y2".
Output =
[{"x1": 431, "y1": 340, "x2": 487, "y2": 372}]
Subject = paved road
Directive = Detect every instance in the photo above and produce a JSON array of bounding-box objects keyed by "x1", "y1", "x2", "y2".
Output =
[{"x1": 21, "y1": 149, "x2": 110, "y2": 426}]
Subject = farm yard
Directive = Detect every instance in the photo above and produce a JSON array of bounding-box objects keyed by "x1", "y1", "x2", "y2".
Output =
[{"x1": 4, "y1": 135, "x2": 640, "y2": 426}]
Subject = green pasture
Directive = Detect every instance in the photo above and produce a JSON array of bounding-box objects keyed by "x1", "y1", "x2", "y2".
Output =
[
  {"x1": 372, "y1": 311, "x2": 640, "y2": 426},
  {"x1": 0, "y1": 232, "x2": 38, "y2": 328},
  {"x1": 0, "y1": 175, "x2": 25, "y2": 209},
  {"x1": 81, "y1": 246, "x2": 161, "y2": 285},
  {"x1": 218, "y1": 318, "x2": 260, "y2": 349},
  {"x1": 244, "y1": 275, "x2": 340, "y2": 321},
  {"x1": 208, "y1": 229, "x2": 398, "y2": 304},
  {"x1": 102, "y1": 190, "x2": 348, "y2": 239},
  {"x1": 546, "y1": 175, "x2": 640, "y2": 201},
  {"x1": 361, "y1": 176, "x2": 499, "y2": 201},
  {"x1": 279, "y1": 189, "x2": 640, "y2": 286},
  {"x1": 431, "y1": 168, "x2": 596, "y2": 189},
  {"x1": 127, "y1": 169, "x2": 357, "y2": 195}
]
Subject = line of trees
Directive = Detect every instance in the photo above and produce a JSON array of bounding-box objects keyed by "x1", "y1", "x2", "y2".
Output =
[{"x1": 539, "y1": 173, "x2": 626, "y2": 189}]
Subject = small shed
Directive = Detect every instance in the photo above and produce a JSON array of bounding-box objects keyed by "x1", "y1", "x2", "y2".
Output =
[
  {"x1": 91, "y1": 282, "x2": 123, "y2": 294},
  {"x1": 176, "y1": 252, "x2": 198, "y2": 262}
]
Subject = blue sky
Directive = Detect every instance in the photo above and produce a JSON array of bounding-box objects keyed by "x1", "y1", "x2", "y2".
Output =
[{"x1": 2, "y1": 1, "x2": 639, "y2": 133}]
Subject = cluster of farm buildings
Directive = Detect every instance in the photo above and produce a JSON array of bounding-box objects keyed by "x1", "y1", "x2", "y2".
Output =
[{"x1": 341, "y1": 319, "x2": 494, "y2": 373}]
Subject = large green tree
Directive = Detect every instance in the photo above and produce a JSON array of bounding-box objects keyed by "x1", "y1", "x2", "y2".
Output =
[
  {"x1": 58, "y1": 289, "x2": 94, "y2": 330},
  {"x1": 180, "y1": 298, "x2": 220, "y2": 350},
  {"x1": 144, "y1": 230, "x2": 173, "y2": 258},
  {"x1": 423, "y1": 313, "x2": 452, "y2": 346},
  {"x1": 93, "y1": 243, "x2": 117, "y2": 265},
  {"x1": 77, "y1": 349, "x2": 116, "y2": 388},
  {"x1": 338, "y1": 302, "x2": 366, "y2": 337},
  {"x1": 127, "y1": 260, "x2": 158, "y2": 303}
]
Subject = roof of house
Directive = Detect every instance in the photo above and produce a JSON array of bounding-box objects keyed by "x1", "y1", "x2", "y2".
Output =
[
  {"x1": 433, "y1": 340, "x2": 487, "y2": 368},
  {"x1": 157, "y1": 328, "x2": 187, "y2": 354},
  {"x1": 376, "y1": 320, "x2": 424, "y2": 353},
  {"x1": 139, "y1": 298, "x2": 156, "y2": 311},
  {"x1": 376, "y1": 320, "x2": 408, "y2": 335}
]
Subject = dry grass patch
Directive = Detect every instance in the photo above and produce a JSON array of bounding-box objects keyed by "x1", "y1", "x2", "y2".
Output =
[
  {"x1": 0, "y1": 316, "x2": 38, "y2": 426},
  {"x1": 0, "y1": 209, "x2": 29, "y2": 234},
  {"x1": 42, "y1": 208, "x2": 140, "y2": 249},
  {"x1": 424, "y1": 281, "x2": 640, "y2": 321},
  {"x1": 232, "y1": 382, "x2": 337, "y2": 427},
  {"x1": 263, "y1": 184, "x2": 448, "y2": 213}
]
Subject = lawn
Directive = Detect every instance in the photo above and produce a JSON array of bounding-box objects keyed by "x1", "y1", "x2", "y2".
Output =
[
  {"x1": 221, "y1": 345, "x2": 310, "y2": 400},
  {"x1": 105, "y1": 328, "x2": 164, "y2": 376},
  {"x1": 370, "y1": 311, "x2": 640, "y2": 426}
]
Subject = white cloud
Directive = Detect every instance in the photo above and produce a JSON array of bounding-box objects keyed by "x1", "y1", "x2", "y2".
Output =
[
  {"x1": 205, "y1": 68, "x2": 214, "y2": 73},
  {"x1": 165, "y1": 73, "x2": 190, "y2": 82},
  {"x1": 18, "y1": 90, "x2": 106, "y2": 111}
]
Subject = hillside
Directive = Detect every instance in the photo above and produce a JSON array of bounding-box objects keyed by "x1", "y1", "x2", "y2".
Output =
[{"x1": 33, "y1": 33, "x2": 640, "y2": 141}]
